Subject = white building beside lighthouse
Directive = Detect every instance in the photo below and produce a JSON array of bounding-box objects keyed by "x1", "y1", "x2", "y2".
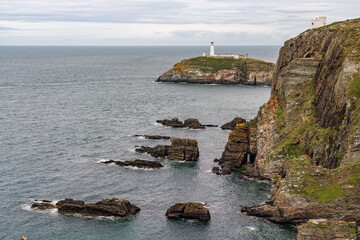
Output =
[{"x1": 311, "y1": 17, "x2": 327, "y2": 29}]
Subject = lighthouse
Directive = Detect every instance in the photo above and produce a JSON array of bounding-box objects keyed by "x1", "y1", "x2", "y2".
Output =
[{"x1": 210, "y1": 41, "x2": 215, "y2": 56}]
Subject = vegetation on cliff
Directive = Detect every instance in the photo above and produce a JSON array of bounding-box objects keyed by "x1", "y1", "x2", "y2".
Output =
[
  {"x1": 231, "y1": 18, "x2": 360, "y2": 239},
  {"x1": 169, "y1": 57, "x2": 274, "y2": 75}
]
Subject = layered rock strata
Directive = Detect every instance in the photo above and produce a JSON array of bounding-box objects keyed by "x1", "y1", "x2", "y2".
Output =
[
  {"x1": 165, "y1": 202, "x2": 210, "y2": 222},
  {"x1": 136, "y1": 137, "x2": 199, "y2": 161},
  {"x1": 157, "y1": 57, "x2": 275, "y2": 85},
  {"x1": 229, "y1": 19, "x2": 360, "y2": 239}
]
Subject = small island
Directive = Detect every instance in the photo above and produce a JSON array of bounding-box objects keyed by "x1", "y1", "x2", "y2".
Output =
[{"x1": 157, "y1": 42, "x2": 275, "y2": 85}]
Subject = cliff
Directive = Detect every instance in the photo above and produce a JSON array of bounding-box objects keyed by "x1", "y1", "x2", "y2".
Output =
[
  {"x1": 156, "y1": 57, "x2": 275, "y2": 85},
  {"x1": 219, "y1": 18, "x2": 360, "y2": 239}
]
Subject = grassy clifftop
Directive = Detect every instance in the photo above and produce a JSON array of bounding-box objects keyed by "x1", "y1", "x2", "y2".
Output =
[{"x1": 169, "y1": 57, "x2": 274, "y2": 76}]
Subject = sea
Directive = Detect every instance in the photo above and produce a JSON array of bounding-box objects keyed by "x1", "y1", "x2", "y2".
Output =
[{"x1": 0, "y1": 46, "x2": 297, "y2": 239}]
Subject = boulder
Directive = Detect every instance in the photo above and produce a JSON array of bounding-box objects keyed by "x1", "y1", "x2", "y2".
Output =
[
  {"x1": 136, "y1": 137, "x2": 199, "y2": 161},
  {"x1": 31, "y1": 202, "x2": 56, "y2": 210},
  {"x1": 166, "y1": 202, "x2": 210, "y2": 222},
  {"x1": 103, "y1": 159, "x2": 164, "y2": 169},
  {"x1": 221, "y1": 117, "x2": 246, "y2": 130},
  {"x1": 211, "y1": 167, "x2": 220, "y2": 175},
  {"x1": 57, "y1": 198, "x2": 140, "y2": 217}
]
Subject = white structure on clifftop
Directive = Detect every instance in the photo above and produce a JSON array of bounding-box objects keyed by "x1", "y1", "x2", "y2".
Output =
[
  {"x1": 311, "y1": 17, "x2": 327, "y2": 29},
  {"x1": 210, "y1": 41, "x2": 215, "y2": 56},
  {"x1": 207, "y1": 42, "x2": 245, "y2": 59}
]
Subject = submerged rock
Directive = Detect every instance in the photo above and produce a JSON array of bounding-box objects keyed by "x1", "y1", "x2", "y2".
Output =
[
  {"x1": 133, "y1": 135, "x2": 171, "y2": 140},
  {"x1": 220, "y1": 117, "x2": 246, "y2": 130},
  {"x1": 31, "y1": 202, "x2": 56, "y2": 210},
  {"x1": 102, "y1": 159, "x2": 164, "y2": 169},
  {"x1": 57, "y1": 198, "x2": 140, "y2": 217},
  {"x1": 136, "y1": 137, "x2": 199, "y2": 161},
  {"x1": 166, "y1": 202, "x2": 210, "y2": 222}
]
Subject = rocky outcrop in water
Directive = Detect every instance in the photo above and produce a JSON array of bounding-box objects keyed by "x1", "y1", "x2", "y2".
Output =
[
  {"x1": 102, "y1": 159, "x2": 164, "y2": 169},
  {"x1": 157, "y1": 57, "x2": 275, "y2": 85},
  {"x1": 156, "y1": 117, "x2": 217, "y2": 129},
  {"x1": 165, "y1": 202, "x2": 210, "y2": 222},
  {"x1": 220, "y1": 117, "x2": 246, "y2": 130},
  {"x1": 233, "y1": 19, "x2": 360, "y2": 239},
  {"x1": 31, "y1": 198, "x2": 140, "y2": 218},
  {"x1": 57, "y1": 198, "x2": 140, "y2": 217},
  {"x1": 136, "y1": 137, "x2": 199, "y2": 161}
]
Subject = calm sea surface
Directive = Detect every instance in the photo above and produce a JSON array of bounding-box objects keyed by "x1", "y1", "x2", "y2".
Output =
[{"x1": 0, "y1": 46, "x2": 297, "y2": 239}]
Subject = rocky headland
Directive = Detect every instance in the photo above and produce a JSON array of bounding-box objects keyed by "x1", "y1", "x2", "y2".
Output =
[
  {"x1": 157, "y1": 57, "x2": 275, "y2": 85},
  {"x1": 216, "y1": 18, "x2": 360, "y2": 239}
]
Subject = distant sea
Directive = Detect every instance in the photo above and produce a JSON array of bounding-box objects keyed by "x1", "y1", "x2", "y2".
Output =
[{"x1": 0, "y1": 46, "x2": 297, "y2": 240}]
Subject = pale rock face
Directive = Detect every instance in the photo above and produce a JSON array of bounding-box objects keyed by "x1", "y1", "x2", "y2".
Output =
[{"x1": 247, "y1": 71, "x2": 274, "y2": 85}]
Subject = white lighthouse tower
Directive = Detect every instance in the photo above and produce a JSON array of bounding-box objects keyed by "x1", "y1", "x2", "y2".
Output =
[{"x1": 210, "y1": 41, "x2": 215, "y2": 56}]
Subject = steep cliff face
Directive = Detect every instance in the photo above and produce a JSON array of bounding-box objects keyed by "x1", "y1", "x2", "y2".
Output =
[
  {"x1": 157, "y1": 57, "x2": 275, "y2": 85},
  {"x1": 219, "y1": 18, "x2": 360, "y2": 239}
]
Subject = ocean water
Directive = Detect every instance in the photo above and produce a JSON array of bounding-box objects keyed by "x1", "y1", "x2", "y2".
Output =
[{"x1": 0, "y1": 46, "x2": 297, "y2": 240}]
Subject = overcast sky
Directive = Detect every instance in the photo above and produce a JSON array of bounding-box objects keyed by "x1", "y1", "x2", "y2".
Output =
[{"x1": 0, "y1": 0, "x2": 359, "y2": 46}]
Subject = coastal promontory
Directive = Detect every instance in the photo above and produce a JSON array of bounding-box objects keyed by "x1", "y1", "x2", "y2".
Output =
[
  {"x1": 215, "y1": 18, "x2": 360, "y2": 239},
  {"x1": 157, "y1": 57, "x2": 275, "y2": 85}
]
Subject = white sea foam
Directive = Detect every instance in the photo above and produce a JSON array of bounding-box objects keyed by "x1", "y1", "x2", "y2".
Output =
[
  {"x1": 94, "y1": 159, "x2": 113, "y2": 164},
  {"x1": 246, "y1": 226, "x2": 257, "y2": 231},
  {"x1": 136, "y1": 136, "x2": 145, "y2": 140},
  {"x1": 21, "y1": 203, "x2": 59, "y2": 215},
  {"x1": 152, "y1": 122, "x2": 162, "y2": 126},
  {"x1": 128, "y1": 148, "x2": 136, "y2": 153}
]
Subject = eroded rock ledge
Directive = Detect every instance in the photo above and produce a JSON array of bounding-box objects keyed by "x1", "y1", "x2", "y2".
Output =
[
  {"x1": 136, "y1": 137, "x2": 199, "y2": 161},
  {"x1": 156, "y1": 57, "x2": 275, "y2": 85}
]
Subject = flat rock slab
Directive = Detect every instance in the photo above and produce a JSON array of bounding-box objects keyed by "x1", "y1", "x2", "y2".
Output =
[
  {"x1": 103, "y1": 159, "x2": 164, "y2": 169},
  {"x1": 166, "y1": 202, "x2": 210, "y2": 222}
]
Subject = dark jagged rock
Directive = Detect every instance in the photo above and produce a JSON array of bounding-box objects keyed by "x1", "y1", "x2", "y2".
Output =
[
  {"x1": 211, "y1": 167, "x2": 220, "y2": 175},
  {"x1": 156, "y1": 117, "x2": 184, "y2": 128},
  {"x1": 102, "y1": 159, "x2": 164, "y2": 169},
  {"x1": 221, "y1": 117, "x2": 246, "y2": 130},
  {"x1": 31, "y1": 202, "x2": 56, "y2": 210},
  {"x1": 135, "y1": 145, "x2": 169, "y2": 159},
  {"x1": 156, "y1": 117, "x2": 216, "y2": 129},
  {"x1": 184, "y1": 118, "x2": 205, "y2": 129},
  {"x1": 57, "y1": 198, "x2": 140, "y2": 217},
  {"x1": 165, "y1": 202, "x2": 210, "y2": 222},
  {"x1": 135, "y1": 137, "x2": 199, "y2": 161},
  {"x1": 134, "y1": 135, "x2": 171, "y2": 140}
]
